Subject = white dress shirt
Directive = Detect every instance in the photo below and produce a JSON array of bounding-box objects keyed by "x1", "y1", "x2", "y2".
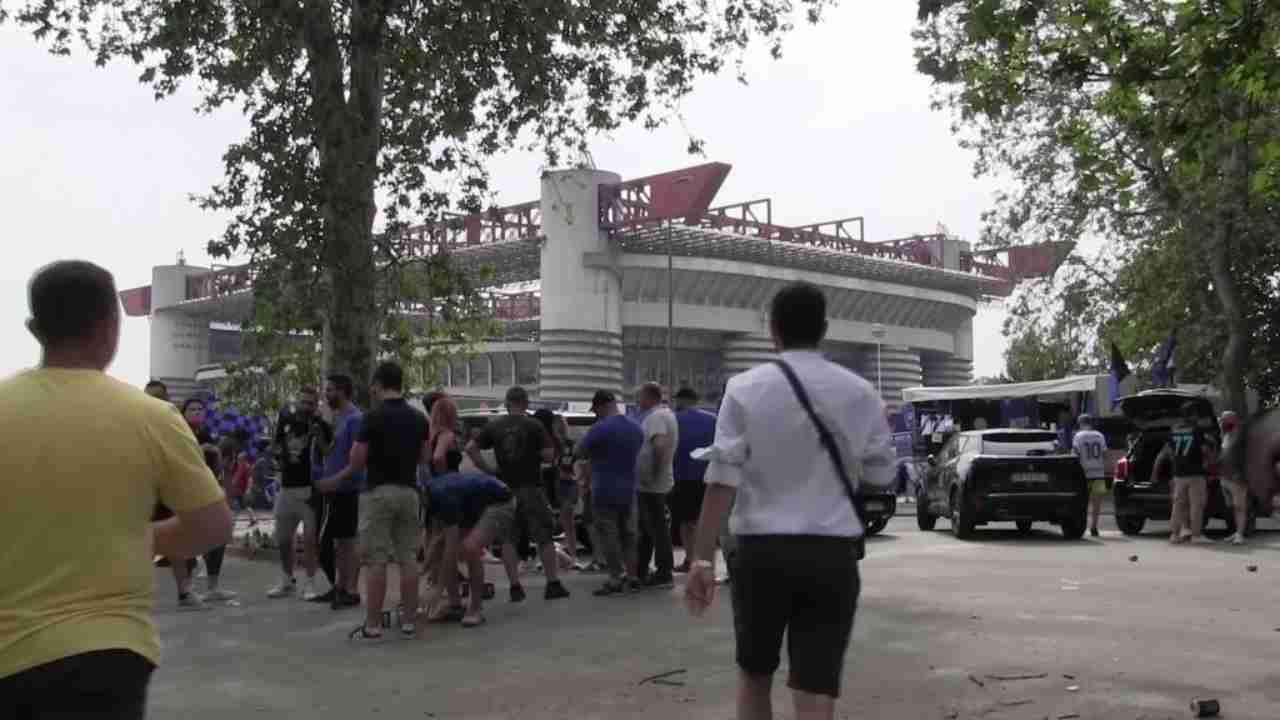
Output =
[{"x1": 705, "y1": 350, "x2": 895, "y2": 537}]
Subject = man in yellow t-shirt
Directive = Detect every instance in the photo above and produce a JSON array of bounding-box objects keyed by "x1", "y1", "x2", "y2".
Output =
[{"x1": 0, "y1": 261, "x2": 231, "y2": 719}]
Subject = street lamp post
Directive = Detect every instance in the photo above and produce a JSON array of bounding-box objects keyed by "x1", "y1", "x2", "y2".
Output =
[{"x1": 871, "y1": 324, "x2": 887, "y2": 396}]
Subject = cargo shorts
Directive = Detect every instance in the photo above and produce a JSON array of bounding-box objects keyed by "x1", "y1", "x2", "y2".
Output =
[{"x1": 359, "y1": 485, "x2": 420, "y2": 566}]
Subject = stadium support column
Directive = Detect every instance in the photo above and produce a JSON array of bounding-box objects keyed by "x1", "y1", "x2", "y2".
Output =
[
  {"x1": 149, "y1": 263, "x2": 212, "y2": 401},
  {"x1": 538, "y1": 169, "x2": 625, "y2": 403},
  {"x1": 922, "y1": 316, "x2": 974, "y2": 387},
  {"x1": 868, "y1": 346, "x2": 922, "y2": 411},
  {"x1": 722, "y1": 334, "x2": 776, "y2": 379}
]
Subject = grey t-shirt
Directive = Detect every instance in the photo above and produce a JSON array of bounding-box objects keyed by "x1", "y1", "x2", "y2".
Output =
[{"x1": 636, "y1": 407, "x2": 678, "y2": 494}]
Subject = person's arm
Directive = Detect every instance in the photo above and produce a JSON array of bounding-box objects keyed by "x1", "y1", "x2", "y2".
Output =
[
  {"x1": 439, "y1": 524, "x2": 463, "y2": 600},
  {"x1": 686, "y1": 387, "x2": 746, "y2": 617},
  {"x1": 860, "y1": 394, "x2": 896, "y2": 492},
  {"x1": 317, "y1": 441, "x2": 368, "y2": 493},
  {"x1": 539, "y1": 425, "x2": 554, "y2": 465},
  {"x1": 465, "y1": 427, "x2": 498, "y2": 476}
]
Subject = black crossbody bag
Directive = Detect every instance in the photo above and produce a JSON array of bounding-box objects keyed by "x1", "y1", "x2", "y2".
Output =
[{"x1": 773, "y1": 360, "x2": 867, "y2": 561}]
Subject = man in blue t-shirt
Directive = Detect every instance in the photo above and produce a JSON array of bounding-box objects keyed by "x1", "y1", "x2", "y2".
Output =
[
  {"x1": 575, "y1": 390, "x2": 644, "y2": 595},
  {"x1": 312, "y1": 374, "x2": 365, "y2": 609},
  {"x1": 671, "y1": 387, "x2": 716, "y2": 573},
  {"x1": 423, "y1": 472, "x2": 516, "y2": 627}
]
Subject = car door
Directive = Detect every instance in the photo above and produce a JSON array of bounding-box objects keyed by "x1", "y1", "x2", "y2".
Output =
[{"x1": 929, "y1": 435, "x2": 960, "y2": 509}]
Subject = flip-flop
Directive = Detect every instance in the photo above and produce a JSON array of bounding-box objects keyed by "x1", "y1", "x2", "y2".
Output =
[{"x1": 461, "y1": 613, "x2": 486, "y2": 628}]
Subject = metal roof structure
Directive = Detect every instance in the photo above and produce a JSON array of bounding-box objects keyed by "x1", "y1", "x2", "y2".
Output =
[{"x1": 123, "y1": 161, "x2": 1069, "y2": 321}]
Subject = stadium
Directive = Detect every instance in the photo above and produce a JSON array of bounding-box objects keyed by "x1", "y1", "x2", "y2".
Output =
[{"x1": 119, "y1": 163, "x2": 1062, "y2": 409}]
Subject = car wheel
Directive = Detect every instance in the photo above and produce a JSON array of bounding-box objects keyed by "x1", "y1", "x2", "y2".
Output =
[
  {"x1": 916, "y1": 495, "x2": 938, "y2": 531},
  {"x1": 950, "y1": 488, "x2": 975, "y2": 540},
  {"x1": 1060, "y1": 512, "x2": 1087, "y2": 540},
  {"x1": 1015, "y1": 520, "x2": 1033, "y2": 534},
  {"x1": 864, "y1": 517, "x2": 889, "y2": 536},
  {"x1": 1116, "y1": 515, "x2": 1145, "y2": 536}
]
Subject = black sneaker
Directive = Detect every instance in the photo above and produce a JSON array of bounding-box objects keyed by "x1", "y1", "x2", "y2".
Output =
[
  {"x1": 509, "y1": 584, "x2": 527, "y2": 603},
  {"x1": 625, "y1": 578, "x2": 643, "y2": 594},
  {"x1": 308, "y1": 589, "x2": 337, "y2": 604},
  {"x1": 544, "y1": 581, "x2": 570, "y2": 600},
  {"x1": 332, "y1": 590, "x2": 361, "y2": 610}
]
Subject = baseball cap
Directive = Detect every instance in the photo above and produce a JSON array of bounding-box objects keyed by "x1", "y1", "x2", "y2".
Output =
[{"x1": 591, "y1": 390, "x2": 616, "y2": 410}]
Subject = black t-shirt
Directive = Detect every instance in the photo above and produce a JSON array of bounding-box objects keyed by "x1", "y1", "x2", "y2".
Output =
[
  {"x1": 475, "y1": 414, "x2": 547, "y2": 488},
  {"x1": 357, "y1": 398, "x2": 428, "y2": 490},
  {"x1": 1170, "y1": 423, "x2": 1215, "y2": 477},
  {"x1": 275, "y1": 410, "x2": 319, "y2": 488}
]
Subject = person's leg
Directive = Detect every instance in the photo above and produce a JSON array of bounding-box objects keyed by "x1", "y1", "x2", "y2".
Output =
[
  {"x1": 202, "y1": 545, "x2": 233, "y2": 599},
  {"x1": 738, "y1": 671, "x2": 775, "y2": 720},
  {"x1": 364, "y1": 564, "x2": 388, "y2": 632},
  {"x1": 1089, "y1": 481, "x2": 1104, "y2": 534},
  {"x1": 1231, "y1": 481, "x2": 1249, "y2": 542},
  {"x1": 592, "y1": 503, "x2": 625, "y2": 582},
  {"x1": 516, "y1": 486, "x2": 564, "y2": 587},
  {"x1": 1189, "y1": 475, "x2": 1207, "y2": 538},
  {"x1": 500, "y1": 543, "x2": 523, "y2": 592},
  {"x1": 786, "y1": 537, "x2": 859, "y2": 720},
  {"x1": 635, "y1": 495, "x2": 654, "y2": 583},
  {"x1": 394, "y1": 490, "x2": 420, "y2": 632},
  {"x1": 621, "y1": 499, "x2": 640, "y2": 581},
  {"x1": 271, "y1": 494, "x2": 302, "y2": 595},
  {"x1": 730, "y1": 537, "x2": 789, "y2": 720},
  {"x1": 333, "y1": 493, "x2": 362, "y2": 601},
  {"x1": 314, "y1": 496, "x2": 337, "y2": 587},
  {"x1": 301, "y1": 500, "x2": 319, "y2": 580},
  {"x1": 648, "y1": 492, "x2": 674, "y2": 579},
  {"x1": 1170, "y1": 476, "x2": 1188, "y2": 541}
]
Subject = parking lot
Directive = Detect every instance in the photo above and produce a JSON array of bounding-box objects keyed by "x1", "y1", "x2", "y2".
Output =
[{"x1": 150, "y1": 513, "x2": 1279, "y2": 719}]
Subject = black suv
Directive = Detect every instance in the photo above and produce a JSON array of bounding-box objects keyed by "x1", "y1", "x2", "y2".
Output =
[
  {"x1": 917, "y1": 429, "x2": 1088, "y2": 539},
  {"x1": 1112, "y1": 390, "x2": 1232, "y2": 535}
]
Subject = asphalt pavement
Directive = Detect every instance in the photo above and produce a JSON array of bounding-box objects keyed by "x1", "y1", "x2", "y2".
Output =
[{"x1": 149, "y1": 512, "x2": 1279, "y2": 719}]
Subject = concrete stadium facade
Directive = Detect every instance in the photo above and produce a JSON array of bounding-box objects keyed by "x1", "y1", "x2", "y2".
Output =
[{"x1": 122, "y1": 163, "x2": 1053, "y2": 409}]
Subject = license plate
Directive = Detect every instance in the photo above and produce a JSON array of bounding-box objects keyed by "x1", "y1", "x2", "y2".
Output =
[
  {"x1": 1012, "y1": 472, "x2": 1049, "y2": 484},
  {"x1": 864, "y1": 501, "x2": 885, "y2": 511}
]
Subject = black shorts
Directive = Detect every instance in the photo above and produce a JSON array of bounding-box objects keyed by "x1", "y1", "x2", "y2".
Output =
[
  {"x1": 320, "y1": 493, "x2": 359, "y2": 541},
  {"x1": 0, "y1": 649, "x2": 155, "y2": 720},
  {"x1": 670, "y1": 482, "x2": 706, "y2": 525},
  {"x1": 730, "y1": 535, "x2": 861, "y2": 698}
]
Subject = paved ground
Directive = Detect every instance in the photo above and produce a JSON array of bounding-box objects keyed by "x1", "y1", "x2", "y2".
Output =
[{"x1": 151, "y1": 512, "x2": 1279, "y2": 720}]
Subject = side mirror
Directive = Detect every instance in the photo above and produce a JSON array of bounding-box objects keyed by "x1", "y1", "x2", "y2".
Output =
[{"x1": 927, "y1": 455, "x2": 937, "y2": 467}]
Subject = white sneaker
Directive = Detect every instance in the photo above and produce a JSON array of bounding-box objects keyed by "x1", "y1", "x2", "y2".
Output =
[
  {"x1": 301, "y1": 577, "x2": 322, "y2": 600},
  {"x1": 204, "y1": 588, "x2": 238, "y2": 603},
  {"x1": 267, "y1": 579, "x2": 296, "y2": 598},
  {"x1": 1230, "y1": 532, "x2": 1246, "y2": 546}
]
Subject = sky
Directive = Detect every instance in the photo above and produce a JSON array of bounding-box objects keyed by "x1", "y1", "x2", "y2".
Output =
[{"x1": 0, "y1": 3, "x2": 1008, "y2": 387}]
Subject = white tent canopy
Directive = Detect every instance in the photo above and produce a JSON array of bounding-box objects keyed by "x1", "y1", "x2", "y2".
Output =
[{"x1": 902, "y1": 375, "x2": 1100, "y2": 404}]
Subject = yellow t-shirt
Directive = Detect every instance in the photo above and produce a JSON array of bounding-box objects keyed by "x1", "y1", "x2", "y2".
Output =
[{"x1": 0, "y1": 369, "x2": 224, "y2": 678}]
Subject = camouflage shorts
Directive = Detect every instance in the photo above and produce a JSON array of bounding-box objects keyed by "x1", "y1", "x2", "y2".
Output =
[{"x1": 358, "y1": 485, "x2": 420, "y2": 566}]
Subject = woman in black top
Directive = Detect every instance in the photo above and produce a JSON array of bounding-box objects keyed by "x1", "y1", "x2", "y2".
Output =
[{"x1": 429, "y1": 395, "x2": 463, "y2": 474}]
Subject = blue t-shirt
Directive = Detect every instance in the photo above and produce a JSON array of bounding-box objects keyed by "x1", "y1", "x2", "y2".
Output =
[
  {"x1": 579, "y1": 414, "x2": 644, "y2": 506},
  {"x1": 427, "y1": 472, "x2": 512, "y2": 529},
  {"x1": 323, "y1": 407, "x2": 365, "y2": 494},
  {"x1": 674, "y1": 408, "x2": 716, "y2": 485}
]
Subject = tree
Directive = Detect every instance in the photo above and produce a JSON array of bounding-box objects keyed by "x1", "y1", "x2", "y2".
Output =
[
  {"x1": 7, "y1": 0, "x2": 825, "y2": 390},
  {"x1": 915, "y1": 0, "x2": 1280, "y2": 414}
]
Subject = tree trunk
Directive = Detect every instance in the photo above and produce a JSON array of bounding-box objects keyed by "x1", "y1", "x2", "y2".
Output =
[{"x1": 1210, "y1": 133, "x2": 1251, "y2": 416}]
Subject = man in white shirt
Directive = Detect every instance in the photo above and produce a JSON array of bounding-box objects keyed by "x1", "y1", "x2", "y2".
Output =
[
  {"x1": 684, "y1": 281, "x2": 895, "y2": 720},
  {"x1": 1071, "y1": 414, "x2": 1107, "y2": 538}
]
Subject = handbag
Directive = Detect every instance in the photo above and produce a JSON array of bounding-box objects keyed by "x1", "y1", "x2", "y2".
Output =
[{"x1": 773, "y1": 360, "x2": 867, "y2": 560}]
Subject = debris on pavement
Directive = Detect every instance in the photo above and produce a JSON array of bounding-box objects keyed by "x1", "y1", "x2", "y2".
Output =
[
  {"x1": 638, "y1": 669, "x2": 687, "y2": 686},
  {"x1": 1246, "y1": 565, "x2": 1258, "y2": 572},
  {"x1": 968, "y1": 674, "x2": 985, "y2": 688},
  {"x1": 1190, "y1": 697, "x2": 1221, "y2": 717},
  {"x1": 985, "y1": 672, "x2": 1047, "y2": 681},
  {"x1": 1062, "y1": 674, "x2": 1076, "y2": 680},
  {"x1": 997, "y1": 699, "x2": 1032, "y2": 707},
  {"x1": 1066, "y1": 685, "x2": 1080, "y2": 692},
  {"x1": 1129, "y1": 555, "x2": 1139, "y2": 562},
  {"x1": 1057, "y1": 714, "x2": 1080, "y2": 719}
]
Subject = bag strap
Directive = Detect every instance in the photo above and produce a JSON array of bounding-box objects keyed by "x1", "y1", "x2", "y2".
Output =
[{"x1": 773, "y1": 360, "x2": 868, "y2": 545}]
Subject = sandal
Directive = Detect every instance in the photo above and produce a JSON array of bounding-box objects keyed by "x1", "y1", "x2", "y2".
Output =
[
  {"x1": 400, "y1": 623, "x2": 416, "y2": 638},
  {"x1": 347, "y1": 625, "x2": 384, "y2": 642},
  {"x1": 461, "y1": 612, "x2": 486, "y2": 628},
  {"x1": 428, "y1": 605, "x2": 466, "y2": 623}
]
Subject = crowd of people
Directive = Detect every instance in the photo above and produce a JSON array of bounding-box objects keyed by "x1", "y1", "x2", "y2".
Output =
[{"x1": 4, "y1": 261, "x2": 1279, "y2": 720}]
